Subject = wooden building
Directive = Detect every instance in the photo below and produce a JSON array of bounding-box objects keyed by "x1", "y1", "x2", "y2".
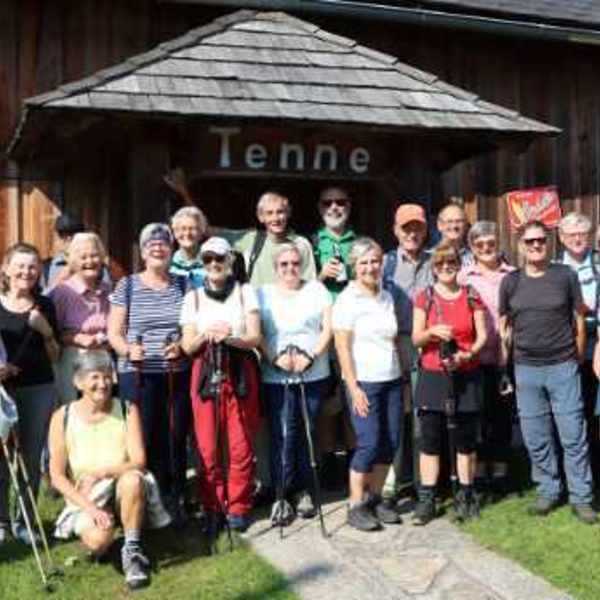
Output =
[{"x1": 1, "y1": 1, "x2": 596, "y2": 271}]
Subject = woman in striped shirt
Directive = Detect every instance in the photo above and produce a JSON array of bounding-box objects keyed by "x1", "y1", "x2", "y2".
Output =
[{"x1": 107, "y1": 223, "x2": 190, "y2": 525}]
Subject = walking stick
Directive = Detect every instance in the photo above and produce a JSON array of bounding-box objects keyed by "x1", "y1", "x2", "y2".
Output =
[
  {"x1": 296, "y1": 367, "x2": 328, "y2": 539},
  {"x1": 165, "y1": 332, "x2": 181, "y2": 526},
  {"x1": 133, "y1": 333, "x2": 144, "y2": 407},
  {"x1": 443, "y1": 367, "x2": 458, "y2": 497},
  {"x1": 277, "y1": 375, "x2": 290, "y2": 541}
]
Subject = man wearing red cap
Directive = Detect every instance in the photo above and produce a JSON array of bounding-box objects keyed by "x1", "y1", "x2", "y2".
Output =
[{"x1": 382, "y1": 203, "x2": 433, "y2": 498}]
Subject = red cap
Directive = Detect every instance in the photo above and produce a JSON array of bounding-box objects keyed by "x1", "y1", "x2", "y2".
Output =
[{"x1": 395, "y1": 204, "x2": 426, "y2": 227}]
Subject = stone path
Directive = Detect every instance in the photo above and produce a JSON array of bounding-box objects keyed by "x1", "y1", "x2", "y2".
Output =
[{"x1": 245, "y1": 498, "x2": 571, "y2": 600}]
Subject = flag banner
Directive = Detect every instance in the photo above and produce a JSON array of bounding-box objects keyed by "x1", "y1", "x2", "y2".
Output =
[{"x1": 505, "y1": 186, "x2": 561, "y2": 232}]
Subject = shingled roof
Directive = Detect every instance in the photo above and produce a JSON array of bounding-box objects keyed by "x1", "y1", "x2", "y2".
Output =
[
  {"x1": 7, "y1": 9, "x2": 558, "y2": 155},
  {"x1": 411, "y1": 1, "x2": 600, "y2": 28}
]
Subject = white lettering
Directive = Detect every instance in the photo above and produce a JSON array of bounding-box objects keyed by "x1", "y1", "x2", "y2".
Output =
[
  {"x1": 209, "y1": 126, "x2": 240, "y2": 168},
  {"x1": 245, "y1": 144, "x2": 267, "y2": 169},
  {"x1": 349, "y1": 147, "x2": 370, "y2": 174},
  {"x1": 280, "y1": 143, "x2": 305, "y2": 171},
  {"x1": 313, "y1": 144, "x2": 338, "y2": 171}
]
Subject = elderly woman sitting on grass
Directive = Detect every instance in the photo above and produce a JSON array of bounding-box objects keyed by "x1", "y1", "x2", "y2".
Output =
[{"x1": 48, "y1": 350, "x2": 170, "y2": 590}]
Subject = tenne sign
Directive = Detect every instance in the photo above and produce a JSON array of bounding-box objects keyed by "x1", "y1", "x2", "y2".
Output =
[{"x1": 208, "y1": 127, "x2": 371, "y2": 174}]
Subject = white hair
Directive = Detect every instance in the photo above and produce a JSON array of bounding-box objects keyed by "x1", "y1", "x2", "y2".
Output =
[
  {"x1": 559, "y1": 211, "x2": 592, "y2": 233},
  {"x1": 170, "y1": 206, "x2": 208, "y2": 233},
  {"x1": 67, "y1": 232, "x2": 107, "y2": 271},
  {"x1": 256, "y1": 192, "x2": 290, "y2": 218},
  {"x1": 348, "y1": 237, "x2": 382, "y2": 271},
  {"x1": 272, "y1": 242, "x2": 302, "y2": 269}
]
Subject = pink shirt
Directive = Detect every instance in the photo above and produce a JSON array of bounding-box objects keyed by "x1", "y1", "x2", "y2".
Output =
[
  {"x1": 458, "y1": 262, "x2": 515, "y2": 365},
  {"x1": 51, "y1": 276, "x2": 111, "y2": 339}
]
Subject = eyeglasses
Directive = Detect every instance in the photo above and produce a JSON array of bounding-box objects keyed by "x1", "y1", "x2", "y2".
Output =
[
  {"x1": 320, "y1": 198, "x2": 349, "y2": 208},
  {"x1": 523, "y1": 237, "x2": 547, "y2": 247},
  {"x1": 434, "y1": 259, "x2": 459, "y2": 269},
  {"x1": 562, "y1": 231, "x2": 589, "y2": 240},
  {"x1": 201, "y1": 253, "x2": 226, "y2": 265},
  {"x1": 473, "y1": 239, "x2": 497, "y2": 250},
  {"x1": 278, "y1": 260, "x2": 301, "y2": 268}
]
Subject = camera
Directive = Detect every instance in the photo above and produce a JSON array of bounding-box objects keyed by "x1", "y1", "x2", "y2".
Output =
[{"x1": 439, "y1": 339, "x2": 458, "y2": 362}]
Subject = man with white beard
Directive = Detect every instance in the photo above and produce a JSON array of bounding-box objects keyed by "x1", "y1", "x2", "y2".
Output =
[{"x1": 313, "y1": 186, "x2": 357, "y2": 488}]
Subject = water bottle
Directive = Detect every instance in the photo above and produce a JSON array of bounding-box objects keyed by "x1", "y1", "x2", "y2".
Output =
[{"x1": 332, "y1": 244, "x2": 347, "y2": 283}]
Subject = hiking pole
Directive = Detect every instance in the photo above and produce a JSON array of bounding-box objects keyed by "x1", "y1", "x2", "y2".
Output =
[
  {"x1": 133, "y1": 333, "x2": 144, "y2": 407},
  {"x1": 278, "y1": 373, "x2": 290, "y2": 541},
  {"x1": 165, "y1": 332, "x2": 181, "y2": 527},
  {"x1": 295, "y1": 360, "x2": 328, "y2": 539},
  {"x1": 443, "y1": 368, "x2": 458, "y2": 497}
]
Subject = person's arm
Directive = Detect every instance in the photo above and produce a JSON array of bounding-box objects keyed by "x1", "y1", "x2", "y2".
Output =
[
  {"x1": 498, "y1": 315, "x2": 512, "y2": 367},
  {"x1": 226, "y1": 310, "x2": 261, "y2": 350},
  {"x1": 28, "y1": 304, "x2": 60, "y2": 362},
  {"x1": 593, "y1": 332, "x2": 600, "y2": 378},
  {"x1": 575, "y1": 309, "x2": 586, "y2": 363},
  {"x1": 300, "y1": 240, "x2": 317, "y2": 281},
  {"x1": 292, "y1": 304, "x2": 332, "y2": 373},
  {"x1": 455, "y1": 309, "x2": 487, "y2": 364},
  {"x1": 333, "y1": 328, "x2": 369, "y2": 417},
  {"x1": 411, "y1": 306, "x2": 452, "y2": 348}
]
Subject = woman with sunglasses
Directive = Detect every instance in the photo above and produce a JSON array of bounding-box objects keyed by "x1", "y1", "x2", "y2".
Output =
[
  {"x1": 0, "y1": 243, "x2": 59, "y2": 545},
  {"x1": 181, "y1": 237, "x2": 261, "y2": 532},
  {"x1": 499, "y1": 220, "x2": 596, "y2": 524},
  {"x1": 412, "y1": 241, "x2": 487, "y2": 526},
  {"x1": 458, "y1": 221, "x2": 514, "y2": 495},
  {"x1": 108, "y1": 223, "x2": 189, "y2": 525},
  {"x1": 258, "y1": 242, "x2": 332, "y2": 527}
]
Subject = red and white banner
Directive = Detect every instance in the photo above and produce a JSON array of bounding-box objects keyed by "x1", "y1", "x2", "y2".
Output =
[{"x1": 505, "y1": 186, "x2": 562, "y2": 232}]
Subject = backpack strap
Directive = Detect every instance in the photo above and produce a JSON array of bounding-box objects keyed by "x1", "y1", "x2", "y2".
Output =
[
  {"x1": 124, "y1": 275, "x2": 133, "y2": 335},
  {"x1": 382, "y1": 249, "x2": 398, "y2": 288},
  {"x1": 247, "y1": 230, "x2": 267, "y2": 281}
]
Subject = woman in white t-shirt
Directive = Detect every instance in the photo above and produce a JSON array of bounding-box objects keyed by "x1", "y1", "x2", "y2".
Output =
[
  {"x1": 181, "y1": 237, "x2": 261, "y2": 533},
  {"x1": 258, "y1": 243, "x2": 332, "y2": 527},
  {"x1": 333, "y1": 237, "x2": 404, "y2": 532}
]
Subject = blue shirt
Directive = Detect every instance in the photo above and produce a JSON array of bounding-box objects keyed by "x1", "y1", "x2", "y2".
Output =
[{"x1": 169, "y1": 249, "x2": 205, "y2": 289}]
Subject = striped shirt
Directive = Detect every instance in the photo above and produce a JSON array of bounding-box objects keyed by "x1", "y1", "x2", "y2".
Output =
[
  {"x1": 110, "y1": 274, "x2": 187, "y2": 373},
  {"x1": 51, "y1": 276, "x2": 111, "y2": 338}
]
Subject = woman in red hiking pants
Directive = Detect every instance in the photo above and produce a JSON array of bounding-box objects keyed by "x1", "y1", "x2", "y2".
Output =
[{"x1": 181, "y1": 237, "x2": 261, "y2": 532}]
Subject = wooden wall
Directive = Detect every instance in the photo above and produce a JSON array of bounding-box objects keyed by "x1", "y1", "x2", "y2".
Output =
[{"x1": 2, "y1": 2, "x2": 600, "y2": 266}]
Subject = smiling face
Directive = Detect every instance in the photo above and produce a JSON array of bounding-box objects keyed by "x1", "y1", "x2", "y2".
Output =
[
  {"x1": 438, "y1": 205, "x2": 467, "y2": 245},
  {"x1": 559, "y1": 224, "x2": 591, "y2": 260},
  {"x1": 470, "y1": 234, "x2": 499, "y2": 266},
  {"x1": 201, "y1": 251, "x2": 229, "y2": 286},
  {"x1": 173, "y1": 215, "x2": 203, "y2": 253},
  {"x1": 275, "y1": 248, "x2": 302, "y2": 289},
  {"x1": 354, "y1": 248, "x2": 383, "y2": 289},
  {"x1": 395, "y1": 220, "x2": 427, "y2": 253},
  {"x1": 71, "y1": 240, "x2": 102, "y2": 282},
  {"x1": 74, "y1": 369, "x2": 113, "y2": 406},
  {"x1": 141, "y1": 239, "x2": 172, "y2": 270},
  {"x1": 258, "y1": 196, "x2": 289, "y2": 237},
  {"x1": 432, "y1": 254, "x2": 460, "y2": 285},
  {"x1": 520, "y1": 225, "x2": 548, "y2": 265},
  {"x1": 319, "y1": 187, "x2": 351, "y2": 231},
  {"x1": 4, "y1": 251, "x2": 40, "y2": 293}
]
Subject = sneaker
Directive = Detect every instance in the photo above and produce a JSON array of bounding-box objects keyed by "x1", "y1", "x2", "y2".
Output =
[
  {"x1": 528, "y1": 496, "x2": 560, "y2": 517},
  {"x1": 0, "y1": 523, "x2": 9, "y2": 545},
  {"x1": 347, "y1": 501, "x2": 381, "y2": 531},
  {"x1": 11, "y1": 522, "x2": 40, "y2": 546},
  {"x1": 122, "y1": 546, "x2": 150, "y2": 590},
  {"x1": 295, "y1": 491, "x2": 316, "y2": 519},
  {"x1": 227, "y1": 513, "x2": 252, "y2": 532},
  {"x1": 412, "y1": 497, "x2": 436, "y2": 526},
  {"x1": 369, "y1": 495, "x2": 402, "y2": 525},
  {"x1": 270, "y1": 500, "x2": 295, "y2": 527},
  {"x1": 571, "y1": 504, "x2": 598, "y2": 525}
]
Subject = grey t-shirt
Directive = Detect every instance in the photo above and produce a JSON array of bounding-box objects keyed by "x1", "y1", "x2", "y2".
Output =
[{"x1": 498, "y1": 264, "x2": 582, "y2": 366}]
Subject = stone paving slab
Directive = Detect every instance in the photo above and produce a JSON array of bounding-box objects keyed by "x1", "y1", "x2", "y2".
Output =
[{"x1": 244, "y1": 499, "x2": 571, "y2": 600}]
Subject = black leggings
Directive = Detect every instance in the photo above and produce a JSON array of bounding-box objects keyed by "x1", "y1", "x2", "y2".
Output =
[{"x1": 419, "y1": 410, "x2": 479, "y2": 455}]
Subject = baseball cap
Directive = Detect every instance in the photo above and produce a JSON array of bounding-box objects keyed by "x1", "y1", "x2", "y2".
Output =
[
  {"x1": 200, "y1": 237, "x2": 232, "y2": 256},
  {"x1": 395, "y1": 204, "x2": 427, "y2": 227}
]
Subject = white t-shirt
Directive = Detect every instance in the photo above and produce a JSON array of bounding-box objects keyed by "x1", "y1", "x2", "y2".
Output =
[
  {"x1": 180, "y1": 282, "x2": 259, "y2": 336},
  {"x1": 332, "y1": 282, "x2": 401, "y2": 382},
  {"x1": 258, "y1": 280, "x2": 332, "y2": 384}
]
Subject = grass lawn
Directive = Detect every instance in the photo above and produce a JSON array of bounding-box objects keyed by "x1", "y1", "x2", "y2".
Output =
[
  {"x1": 461, "y1": 455, "x2": 600, "y2": 600},
  {"x1": 0, "y1": 488, "x2": 297, "y2": 600}
]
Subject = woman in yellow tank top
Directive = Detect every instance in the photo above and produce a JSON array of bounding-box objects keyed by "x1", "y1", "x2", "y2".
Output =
[{"x1": 48, "y1": 350, "x2": 159, "y2": 590}]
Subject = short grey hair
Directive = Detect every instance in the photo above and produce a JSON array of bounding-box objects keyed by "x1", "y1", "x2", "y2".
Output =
[
  {"x1": 559, "y1": 211, "x2": 592, "y2": 233},
  {"x1": 73, "y1": 350, "x2": 113, "y2": 378},
  {"x1": 256, "y1": 192, "x2": 290, "y2": 218},
  {"x1": 272, "y1": 242, "x2": 302, "y2": 269},
  {"x1": 348, "y1": 237, "x2": 383, "y2": 271},
  {"x1": 468, "y1": 220, "x2": 497, "y2": 246},
  {"x1": 138, "y1": 222, "x2": 174, "y2": 249},
  {"x1": 170, "y1": 206, "x2": 208, "y2": 233},
  {"x1": 67, "y1": 232, "x2": 107, "y2": 271}
]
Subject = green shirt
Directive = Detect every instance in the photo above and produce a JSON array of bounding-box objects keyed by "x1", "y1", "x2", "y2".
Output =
[
  {"x1": 220, "y1": 228, "x2": 316, "y2": 287},
  {"x1": 313, "y1": 227, "x2": 357, "y2": 299}
]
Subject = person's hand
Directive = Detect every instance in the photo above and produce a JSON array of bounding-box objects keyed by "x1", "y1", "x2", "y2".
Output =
[
  {"x1": 28, "y1": 308, "x2": 54, "y2": 339},
  {"x1": 75, "y1": 333, "x2": 98, "y2": 349},
  {"x1": 320, "y1": 258, "x2": 342, "y2": 281},
  {"x1": 164, "y1": 342, "x2": 181, "y2": 360},
  {"x1": 163, "y1": 168, "x2": 188, "y2": 198},
  {"x1": 85, "y1": 505, "x2": 114, "y2": 530},
  {"x1": 0, "y1": 362, "x2": 19, "y2": 380},
  {"x1": 349, "y1": 384, "x2": 369, "y2": 417},
  {"x1": 428, "y1": 324, "x2": 453, "y2": 342},
  {"x1": 452, "y1": 350, "x2": 473, "y2": 365},
  {"x1": 128, "y1": 342, "x2": 144, "y2": 362},
  {"x1": 274, "y1": 352, "x2": 293, "y2": 372},
  {"x1": 292, "y1": 353, "x2": 313, "y2": 373},
  {"x1": 205, "y1": 322, "x2": 232, "y2": 344}
]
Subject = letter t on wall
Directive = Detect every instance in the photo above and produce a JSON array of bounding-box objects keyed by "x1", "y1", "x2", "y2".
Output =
[{"x1": 209, "y1": 127, "x2": 241, "y2": 168}]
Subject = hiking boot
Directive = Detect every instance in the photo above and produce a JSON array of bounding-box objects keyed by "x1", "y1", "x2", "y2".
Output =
[
  {"x1": 121, "y1": 545, "x2": 150, "y2": 590},
  {"x1": 528, "y1": 496, "x2": 560, "y2": 517},
  {"x1": 227, "y1": 513, "x2": 252, "y2": 532},
  {"x1": 571, "y1": 504, "x2": 598, "y2": 525},
  {"x1": 270, "y1": 500, "x2": 295, "y2": 527},
  {"x1": 369, "y1": 494, "x2": 402, "y2": 525},
  {"x1": 412, "y1": 497, "x2": 436, "y2": 526},
  {"x1": 347, "y1": 501, "x2": 381, "y2": 532},
  {"x1": 11, "y1": 522, "x2": 40, "y2": 546},
  {"x1": 295, "y1": 491, "x2": 316, "y2": 519}
]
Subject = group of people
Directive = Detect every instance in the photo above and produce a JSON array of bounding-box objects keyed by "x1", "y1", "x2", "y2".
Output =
[{"x1": 1, "y1": 179, "x2": 600, "y2": 589}]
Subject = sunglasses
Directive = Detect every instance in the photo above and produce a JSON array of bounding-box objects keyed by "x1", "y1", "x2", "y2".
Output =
[
  {"x1": 434, "y1": 259, "x2": 459, "y2": 269},
  {"x1": 473, "y1": 239, "x2": 497, "y2": 250},
  {"x1": 320, "y1": 198, "x2": 349, "y2": 208},
  {"x1": 523, "y1": 237, "x2": 547, "y2": 247},
  {"x1": 201, "y1": 253, "x2": 226, "y2": 265},
  {"x1": 278, "y1": 260, "x2": 301, "y2": 268}
]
